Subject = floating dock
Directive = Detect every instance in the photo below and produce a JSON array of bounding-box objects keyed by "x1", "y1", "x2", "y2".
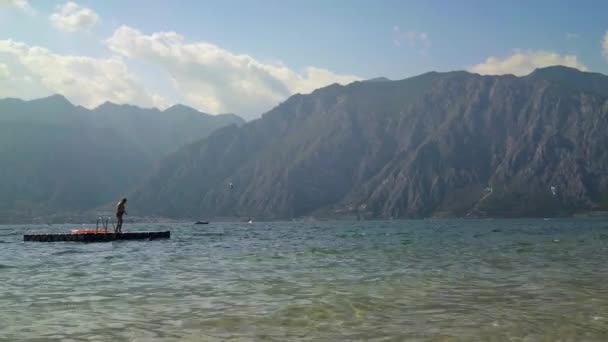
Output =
[{"x1": 24, "y1": 231, "x2": 170, "y2": 242}]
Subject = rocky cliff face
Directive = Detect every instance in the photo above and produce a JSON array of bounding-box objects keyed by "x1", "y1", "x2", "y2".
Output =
[{"x1": 133, "y1": 66, "x2": 608, "y2": 219}]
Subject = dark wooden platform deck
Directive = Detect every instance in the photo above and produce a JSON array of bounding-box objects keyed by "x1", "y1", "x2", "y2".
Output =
[{"x1": 23, "y1": 231, "x2": 170, "y2": 242}]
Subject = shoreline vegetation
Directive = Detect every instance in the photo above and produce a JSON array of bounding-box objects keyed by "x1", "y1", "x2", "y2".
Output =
[{"x1": 2, "y1": 210, "x2": 607, "y2": 225}]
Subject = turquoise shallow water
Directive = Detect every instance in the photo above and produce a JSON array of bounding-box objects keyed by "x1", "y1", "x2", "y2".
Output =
[{"x1": 2, "y1": 219, "x2": 608, "y2": 341}]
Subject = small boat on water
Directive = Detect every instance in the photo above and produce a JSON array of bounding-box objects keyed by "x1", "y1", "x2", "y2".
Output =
[
  {"x1": 24, "y1": 231, "x2": 170, "y2": 242},
  {"x1": 24, "y1": 217, "x2": 170, "y2": 242},
  {"x1": 195, "y1": 221, "x2": 209, "y2": 225}
]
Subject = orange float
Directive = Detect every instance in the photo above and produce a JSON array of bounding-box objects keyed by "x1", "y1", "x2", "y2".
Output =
[{"x1": 70, "y1": 229, "x2": 108, "y2": 234}]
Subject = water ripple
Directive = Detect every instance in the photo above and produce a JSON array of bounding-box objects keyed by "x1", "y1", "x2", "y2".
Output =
[{"x1": 1, "y1": 219, "x2": 608, "y2": 341}]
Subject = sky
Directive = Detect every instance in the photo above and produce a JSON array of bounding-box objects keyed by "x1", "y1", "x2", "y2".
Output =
[{"x1": 1, "y1": 0, "x2": 607, "y2": 119}]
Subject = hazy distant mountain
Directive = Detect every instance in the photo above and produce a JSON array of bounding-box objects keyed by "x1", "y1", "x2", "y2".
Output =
[
  {"x1": 92, "y1": 102, "x2": 243, "y2": 157},
  {"x1": 364, "y1": 77, "x2": 391, "y2": 83},
  {"x1": 0, "y1": 96, "x2": 243, "y2": 222},
  {"x1": 133, "y1": 66, "x2": 608, "y2": 220}
]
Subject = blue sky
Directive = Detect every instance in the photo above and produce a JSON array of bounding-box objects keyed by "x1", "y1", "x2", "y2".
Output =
[{"x1": 1, "y1": 0, "x2": 607, "y2": 119}]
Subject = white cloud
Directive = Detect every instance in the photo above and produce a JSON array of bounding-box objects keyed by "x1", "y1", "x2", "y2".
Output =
[
  {"x1": 468, "y1": 50, "x2": 588, "y2": 76},
  {"x1": 0, "y1": 0, "x2": 35, "y2": 14},
  {"x1": 106, "y1": 26, "x2": 360, "y2": 118},
  {"x1": 393, "y1": 26, "x2": 431, "y2": 49},
  {"x1": 602, "y1": 32, "x2": 608, "y2": 61},
  {"x1": 49, "y1": 1, "x2": 99, "y2": 32},
  {"x1": 0, "y1": 63, "x2": 9, "y2": 79},
  {"x1": 0, "y1": 39, "x2": 167, "y2": 108}
]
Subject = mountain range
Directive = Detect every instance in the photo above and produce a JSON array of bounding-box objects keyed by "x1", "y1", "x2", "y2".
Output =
[
  {"x1": 2, "y1": 66, "x2": 607, "y2": 223},
  {"x1": 131, "y1": 66, "x2": 608, "y2": 220},
  {"x1": 0, "y1": 96, "x2": 243, "y2": 223}
]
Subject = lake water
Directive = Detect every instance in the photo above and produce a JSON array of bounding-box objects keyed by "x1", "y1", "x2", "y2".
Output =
[{"x1": 2, "y1": 219, "x2": 608, "y2": 341}]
